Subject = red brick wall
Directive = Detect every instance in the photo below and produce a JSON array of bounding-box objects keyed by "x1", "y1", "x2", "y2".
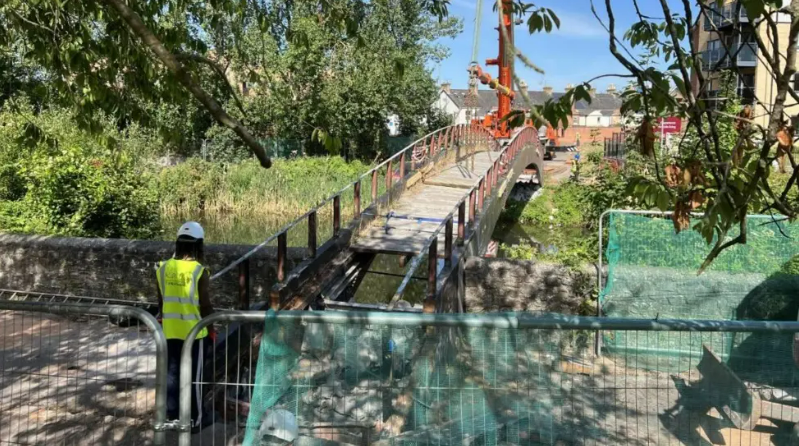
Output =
[{"x1": 561, "y1": 126, "x2": 623, "y2": 145}]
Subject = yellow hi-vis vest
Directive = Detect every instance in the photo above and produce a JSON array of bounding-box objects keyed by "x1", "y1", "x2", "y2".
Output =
[{"x1": 156, "y1": 259, "x2": 208, "y2": 340}]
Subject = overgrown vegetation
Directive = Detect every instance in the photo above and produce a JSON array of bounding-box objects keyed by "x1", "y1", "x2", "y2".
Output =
[
  {"x1": 0, "y1": 99, "x2": 371, "y2": 240},
  {"x1": 497, "y1": 144, "x2": 640, "y2": 267}
]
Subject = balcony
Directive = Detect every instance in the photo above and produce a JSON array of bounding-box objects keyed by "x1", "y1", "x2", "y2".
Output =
[
  {"x1": 702, "y1": 42, "x2": 757, "y2": 70},
  {"x1": 704, "y1": 2, "x2": 749, "y2": 30}
]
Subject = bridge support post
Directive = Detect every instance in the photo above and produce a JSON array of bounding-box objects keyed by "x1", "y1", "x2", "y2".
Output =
[
  {"x1": 272, "y1": 232, "x2": 287, "y2": 310},
  {"x1": 385, "y1": 160, "x2": 393, "y2": 191},
  {"x1": 238, "y1": 259, "x2": 250, "y2": 310},
  {"x1": 354, "y1": 180, "x2": 361, "y2": 219},
  {"x1": 333, "y1": 195, "x2": 341, "y2": 236},
  {"x1": 371, "y1": 170, "x2": 378, "y2": 201},
  {"x1": 469, "y1": 189, "x2": 476, "y2": 224},
  {"x1": 308, "y1": 211, "x2": 317, "y2": 258},
  {"x1": 478, "y1": 178, "x2": 484, "y2": 210},
  {"x1": 424, "y1": 238, "x2": 438, "y2": 313},
  {"x1": 445, "y1": 216, "x2": 453, "y2": 265},
  {"x1": 458, "y1": 201, "x2": 465, "y2": 244}
]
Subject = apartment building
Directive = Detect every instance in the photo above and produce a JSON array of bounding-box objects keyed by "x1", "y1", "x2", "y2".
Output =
[{"x1": 693, "y1": 0, "x2": 798, "y2": 128}]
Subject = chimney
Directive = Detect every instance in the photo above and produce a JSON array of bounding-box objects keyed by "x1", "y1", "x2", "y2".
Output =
[
  {"x1": 565, "y1": 83, "x2": 574, "y2": 90},
  {"x1": 607, "y1": 84, "x2": 617, "y2": 95},
  {"x1": 468, "y1": 77, "x2": 478, "y2": 95},
  {"x1": 519, "y1": 80, "x2": 529, "y2": 96},
  {"x1": 543, "y1": 85, "x2": 553, "y2": 96},
  {"x1": 441, "y1": 82, "x2": 451, "y2": 94},
  {"x1": 589, "y1": 87, "x2": 597, "y2": 97}
]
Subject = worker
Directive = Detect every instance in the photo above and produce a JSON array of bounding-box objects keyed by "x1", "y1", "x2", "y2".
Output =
[{"x1": 156, "y1": 221, "x2": 215, "y2": 430}]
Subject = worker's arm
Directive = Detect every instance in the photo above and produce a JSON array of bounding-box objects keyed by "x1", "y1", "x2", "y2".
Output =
[{"x1": 198, "y1": 270, "x2": 214, "y2": 318}]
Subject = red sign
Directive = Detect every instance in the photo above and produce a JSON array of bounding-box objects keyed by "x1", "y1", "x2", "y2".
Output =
[{"x1": 657, "y1": 117, "x2": 682, "y2": 134}]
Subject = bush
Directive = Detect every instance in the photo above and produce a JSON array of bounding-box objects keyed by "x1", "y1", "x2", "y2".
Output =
[
  {"x1": 0, "y1": 100, "x2": 161, "y2": 239},
  {"x1": 24, "y1": 146, "x2": 160, "y2": 239}
]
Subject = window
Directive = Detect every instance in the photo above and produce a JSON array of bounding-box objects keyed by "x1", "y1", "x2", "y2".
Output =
[{"x1": 794, "y1": 73, "x2": 799, "y2": 92}]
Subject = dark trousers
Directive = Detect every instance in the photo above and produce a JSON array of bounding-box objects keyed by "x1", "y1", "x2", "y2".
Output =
[{"x1": 166, "y1": 338, "x2": 205, "y2": 427}]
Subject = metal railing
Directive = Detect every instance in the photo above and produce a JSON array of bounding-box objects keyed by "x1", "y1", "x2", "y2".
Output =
[
  {"x1": 386, "y1": 126, "x2": 539, "y2": 312},
  {"x1": 178, "y1": 310, "x2": 799, "y2": 446},
  {"x1": 0, "y1": 300, "x2": 167, "y2": 445},
  {"x1": 209, "y1": 124, "x2": 497, "y2": 310},
  {"x1": 603, "y1": 132, "x2": 626, "y2": 160}
]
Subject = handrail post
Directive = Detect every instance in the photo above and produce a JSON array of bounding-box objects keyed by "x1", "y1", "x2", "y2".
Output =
[
  {"x1": 308, "y1": 210, "x2": 317, "y2": 258},
  {"x1": 277, "y1": 232, "x2": 287, "y2": 281},
  {"x1": 238, "y1": 259, "x2": 250, "y2": 310},
  {"x1": 424, "y1": 238, "x2": 438, "y2": 313},
  {"x1": 458, "y1": 200, "x2": 465, "y2": 243},
  {"x1": 354, "y1": 180, "x2": 361, "y2": 219},
  {"x1": 272, "y1": 231, "x2": 287, "y2": 310},
  {"x1": 333, "y1": 195, "x2": 341, "y2": 236},
  {"x1": 445, "y1": 216, "x2": 453, "y2": 264},
  {"x1": 399, "y1": 152, "x2": 406, "y2": 181},
  {"x1": 486, "y1": 167, "x2": 492, "y2": 196},
  {"x1": 386, "y1": 159, "x2": 393, "y2": 191},
  {"x1": 469, "y1": 189, "x2": 476, "y2": 223},
  {"x1": 371, "y1": 170, "x2": 378, "y2": 201},
  {"x1": 478, "y1": 178, "x2": 484, "y2": 209}
]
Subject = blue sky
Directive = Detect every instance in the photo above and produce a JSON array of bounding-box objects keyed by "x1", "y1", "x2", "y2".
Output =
[{"x1": 433, "y1": 0, "x2": 684, "y2": 93}]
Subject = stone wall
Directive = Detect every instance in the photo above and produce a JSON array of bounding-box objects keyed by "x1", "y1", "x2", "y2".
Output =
[
  {"x1": 464, "y1": 257, "x2": 600, "y2": 314},
  {"x1": 0, "y1": 234, "x2": 305, "y2": 307}
]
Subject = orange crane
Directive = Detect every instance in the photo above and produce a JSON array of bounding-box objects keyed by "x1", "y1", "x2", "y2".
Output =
[{"x1": 467, "y1": 0, "x2": 517, "y2": 139}]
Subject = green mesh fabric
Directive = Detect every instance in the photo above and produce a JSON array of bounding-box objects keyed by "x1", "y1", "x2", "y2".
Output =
[
  {"x1": 242, "y1": 315, "x2": 598, "y2": 446},
  {"x1": 601, "y1": 212, "x2": 799, "y2": 374}
]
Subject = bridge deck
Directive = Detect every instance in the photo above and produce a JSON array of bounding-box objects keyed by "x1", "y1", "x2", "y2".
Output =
[{"x1": 351, "y1": 151, "x2": 498, "y2": 255}]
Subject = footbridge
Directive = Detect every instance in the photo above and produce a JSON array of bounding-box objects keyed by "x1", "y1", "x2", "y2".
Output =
[{"x1": 212, "y1": 124, "x2": 544, "y2": 314}]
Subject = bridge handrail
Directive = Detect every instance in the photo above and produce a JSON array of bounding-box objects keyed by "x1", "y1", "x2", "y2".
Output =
[
  {"x1": 211, "y1": 123, "x2": 496, "y2": 282},
  {"x1": 388, "y1": 126, "x2": 540, "y2": 311}
]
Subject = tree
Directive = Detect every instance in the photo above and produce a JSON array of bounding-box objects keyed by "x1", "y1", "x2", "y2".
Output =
[
  {"x1": 0, "y1": 0, "x2": 451, "y2": 167},
  {"x1": 508, "y1": 0, "x2": 799, "y2": 272},
  {"x1": 205, "y1": 0, "x2": 460, "y2": 159}
]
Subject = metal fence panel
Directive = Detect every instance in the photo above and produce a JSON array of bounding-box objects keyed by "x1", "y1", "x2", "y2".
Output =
[
  {"x1": 180, "y1": 311, "x2": 799, "y2": 446},
  {"x1": 0, "y1": 301, "x2": 167, "y2": 446}
]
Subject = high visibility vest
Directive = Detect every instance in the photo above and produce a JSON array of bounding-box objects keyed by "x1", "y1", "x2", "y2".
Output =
[{"x1": 156, "y1": 259, "x2": 208, "y2": 340}]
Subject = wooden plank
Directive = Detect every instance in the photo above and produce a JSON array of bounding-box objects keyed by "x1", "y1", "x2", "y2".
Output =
[{"x1": 697, "y1": 344, "x2": 761, "y2": 430}]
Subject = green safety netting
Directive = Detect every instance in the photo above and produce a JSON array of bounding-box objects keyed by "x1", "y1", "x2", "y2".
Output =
[
  {"x1": 242, "y1": 312, "x2": 601, "y2": 446},
  {"x1": 601, "y1": 211, "x2": 799, "y2": 376}
]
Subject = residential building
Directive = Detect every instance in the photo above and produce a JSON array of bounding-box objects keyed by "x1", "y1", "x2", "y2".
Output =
[
  {"x1": 435, "y1": 82, "x2": 622, "y2": 127},
  {"x1": 693, "y1": 0, "x2": 798, "y2": 127}
]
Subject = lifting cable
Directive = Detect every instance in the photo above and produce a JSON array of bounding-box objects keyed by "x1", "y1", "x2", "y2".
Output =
[{"x1": 469, "y1": 0, "x2": 484, "y2": 66}]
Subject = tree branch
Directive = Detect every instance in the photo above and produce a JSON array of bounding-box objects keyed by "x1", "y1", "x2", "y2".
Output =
[
  {"x1": 176, "y1": 52, "x2": 248, "y2": 118},
  {"x1": 102, "y1": 0, "x2": 271, "y2": 168}
]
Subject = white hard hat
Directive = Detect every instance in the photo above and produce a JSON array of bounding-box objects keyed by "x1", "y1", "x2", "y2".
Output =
[
  {"x1": 177, "y1": 221, "x2": 205, "y2": 240},
  {"x1": 258, "y1": 409, "x2": 298, "y2": 443}
]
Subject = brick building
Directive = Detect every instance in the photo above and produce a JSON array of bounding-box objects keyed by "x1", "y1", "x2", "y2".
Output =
[{"x1": 434, "y1": 82, "x2": 623, "y2": 143}]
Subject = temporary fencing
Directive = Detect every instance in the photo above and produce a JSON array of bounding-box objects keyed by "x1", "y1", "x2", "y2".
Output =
[
  {"x1": 179, "y1": 311, "x2": 799, "y2": 446},
  {"x1": 598, "y1": 210, "x2": 799, "y2": 371},
  {"x1": 0, "y1": 300, "x2": 167, "y2": 446}
]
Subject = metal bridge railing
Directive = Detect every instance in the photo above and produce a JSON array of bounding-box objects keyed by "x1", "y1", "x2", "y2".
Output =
[
  {"x1": 209, "y1": 124, "x2": 498, "y2": 310},
  {"x1": 0, "y1": 300, "x2": 168, "y2": 446},
  {"x1": 388, "y1": 126, "x2": 540, "y2": 312},
  {"x1": 178, "y1": 311, "x2": 799, "y2": 446}
]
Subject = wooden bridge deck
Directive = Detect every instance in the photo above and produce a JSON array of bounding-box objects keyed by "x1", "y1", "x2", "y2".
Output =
[{"x1": 351, "y1": 151, "x2": 499, "y2": 255}]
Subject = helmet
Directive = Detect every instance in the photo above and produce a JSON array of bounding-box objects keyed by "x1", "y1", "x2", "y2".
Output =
[
  {"x1": 258, "y1": 409, "x2": 298, "y2": 444},
  {"x1": 177, "y1": 221, "x2": 205, "y2": 240}
]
